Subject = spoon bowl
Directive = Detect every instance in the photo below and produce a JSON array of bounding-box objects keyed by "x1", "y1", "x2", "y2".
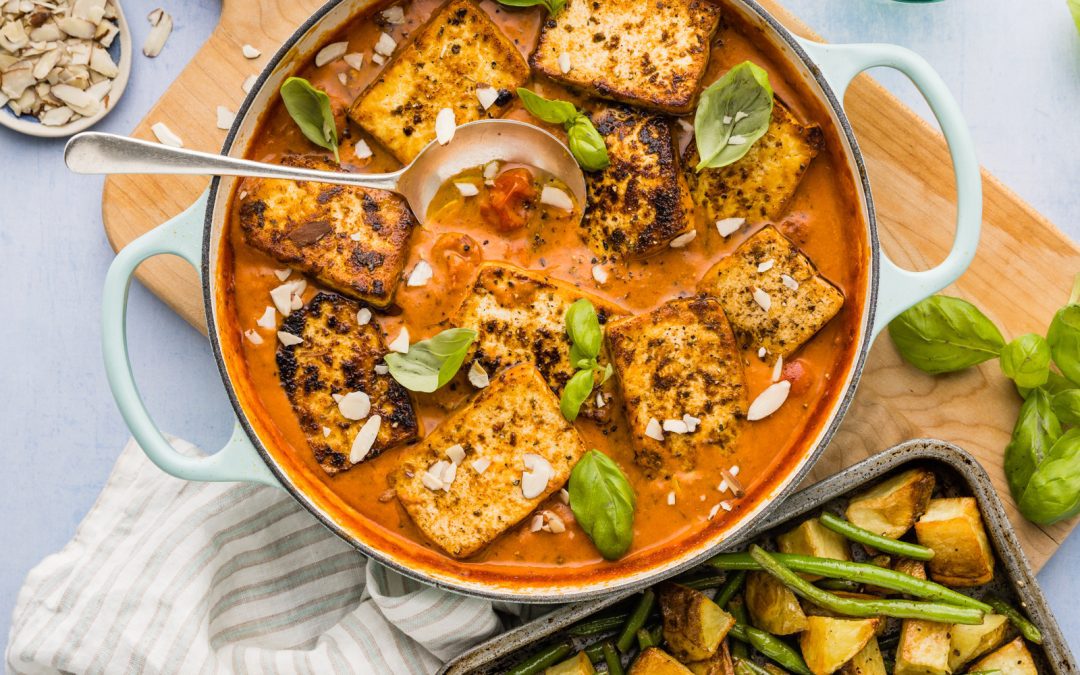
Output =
[{"x1": 64, "y1": 119, "x2": 587, "y2": 223}]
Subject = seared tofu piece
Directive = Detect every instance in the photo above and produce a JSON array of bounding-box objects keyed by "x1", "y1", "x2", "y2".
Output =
[
  {"x1": 685, "y1": 101, "x2": 824, "y2": 224},
  {"x1": 914, "y1": 497, "x2": 995, "y2": 587},
  {"x1": 629, "y1": 648, "x2": 695, "y2": 675},
  {"x1": 581, "y1": 106, "x2": 696, "y2": 260},
  {"x1": 238, "y1": 155, "x2": 415, "y2": 308},
  {"x1": 393, "y1": 364, "x2": 587, "y2": 558},
  {"x1": 800, "y1": 616, "x2": 879, "y2": 675},
  {"x1": 967, "y1": 637, "x2": 1038, "y2": 675},
  {"x1": 606, "y1": 296, "x2": 746, "y2": 474},
  {"x1": 453, "y1": 263, "x2": 625, "y2": 421},
  {"x1": 530, "y1": 0, "x2": 721, "y2": 113},
  {"x1": 276, "y1": 292, "x2": 419, "y2": 474},
  {"x1": 348, "y1": 0, "x2": 529, "y2": 163},
  {"x1": 893, "y1": 619, "x2": 952, "y2": 675},
  {"x1": 845, "y1": 468, "x2": 936, "y2": 540},
  {"x1": 659, "y1": 583, "x2": 735, "y2": 662},
  {"x1": 698, "y1": 225, "x2": 844, "y2": 357}
]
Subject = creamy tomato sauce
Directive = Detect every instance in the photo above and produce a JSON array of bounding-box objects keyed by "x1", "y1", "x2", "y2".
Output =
[{"x1": 217, "y1": 0, "x2": 868, "y2": 583}]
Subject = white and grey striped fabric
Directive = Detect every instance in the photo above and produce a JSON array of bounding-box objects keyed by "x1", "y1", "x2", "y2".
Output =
[{"x1": 7, "y1": 437, "x2": 546, "y2": 674}]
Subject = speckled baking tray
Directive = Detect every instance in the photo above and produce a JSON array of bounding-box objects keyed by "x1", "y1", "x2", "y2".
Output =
[{"x1": 439, "y1": 439, "x2": 1077, "y2": 674}]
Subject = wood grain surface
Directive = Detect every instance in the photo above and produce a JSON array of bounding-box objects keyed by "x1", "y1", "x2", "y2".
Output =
[{"x1": 100, "y1": 0, "x2": 1080, "y2": 570}]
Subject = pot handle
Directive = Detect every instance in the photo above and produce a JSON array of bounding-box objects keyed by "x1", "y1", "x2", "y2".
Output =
[
  {"x1": 796, "y1": 39, "x2": 982, "y2": 338},
  {"x1": 101, "y1": 190, "x2": 280, "y2": 487}
]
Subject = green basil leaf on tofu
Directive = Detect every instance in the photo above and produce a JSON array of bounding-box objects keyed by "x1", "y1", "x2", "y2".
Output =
[
  {"x1": 516, "y1": 88, "x2": 609, "y2": 171},
  {"x1": 565, "y1": 298, "x2": 602, "y2": 361},
  {"x1": 1018, "y1": 427, "x2": 1080, "y2": 525},
  {"x1": 280, "y1": 77, "x2": 340, "y2": 163},
  {"x1": 516, "y1": 87, "x2": 578, "y2": 125},
  {"x1": 560, "y1": 368, "x2": 596, "y2": 422},
  {"x1": 1047, "y1": 275, "x2": 1080, "y2": 384},
  {"x1": 384, "y1": 328, "x2": 477, "y2": 393},
  {"x1": 1000, "y1": 333, "x2": 1052, "y2": 389},
  {"x1": 495, "y1": 0, "x2": 565, "y2": 16},
  {"x1": 569, "y1": 450, "x2": 636, "y2": 560},
  {"x1": 1052, "y1": 389, "x2": 1080, "y2": 425},
  {"x1": 694, "y1": 60, "x2": 774, "y2": 171},
  {"x1": 1004, "y1": 388, "x2": 1062, "y2": 500},
  {"x1": 888, "y1": 295, "x2": 1005, "y2": 373}
]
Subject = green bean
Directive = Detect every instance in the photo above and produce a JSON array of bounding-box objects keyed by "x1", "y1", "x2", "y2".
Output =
[
  {"x1": 506, "y1": 641, "x2": 573, "y2": 675},
  {"x1": 568, "y1": 614, "x2": 628, "y2": 636},
  {"x1": 602, "y1": 642, "x2": 624, "y2": 675},
  {"x1": 585, "y1": 642, "x2": 605, "y2": 664},
  {"x1": 819, "y1": 512, "x2": 935, "y2": 561},
  {"x1": 728, "y1": 596, "x2": 750, "y2": 660},
  {"x1": 636, "y1": 626, "x2": 660, "y2": 650},
  {"x1": 816, "y1": 578, "x2": 861, "y2": 592},
  {"x1": 729, "y1": 623, "x2": 812, "y2": 675},
  {"x1": 616, "y1": 589, "x2": 655, "y2": 652},
  {"x1": 986, "y1": 596, "x2": 1044, "y2": 644},
  {"x1": 747, "y1": 545, "x2": 984, "y2": 625},
  {"x1": 715, "y1": 570, "x2": 747, "y2": 608},
  {"x1": 709, "y1": 551, "x2": 992, "y2": 613},
  {"x1": 679, "y1": 574, "x2": 729, "y2": 591},
  {"x1": 734, "y1": 658, "x2": 774, "y2": 675}
]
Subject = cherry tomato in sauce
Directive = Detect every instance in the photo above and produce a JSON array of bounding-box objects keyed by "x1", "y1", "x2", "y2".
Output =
[{"x1": 481, "y1": 168, "x2": 536, "y2": 231}]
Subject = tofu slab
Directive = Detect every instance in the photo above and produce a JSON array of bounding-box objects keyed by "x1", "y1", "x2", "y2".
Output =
[
  {"x1": 394, "y1": 364, "x2": 588, "y2": 558},
  {"x1": 606, "y1": 296, "x2": 746, "y2": 474},
  {"x1": 238, "y1": 155, "x2": 415, "y2": 308},
  {"x1": 276, "y1": 292, "x2": 420, "y2": 475},
  {"x1": 531, "y1": 0, "x2": 721, "y2": 113},
  {"x1": 348, "y1": 0, "x2": 529, "y2": 163},
  {"x1": 698, "y1": 225, "x2": 844, "y2": 357},
  {"x1": 453, "y1": 262, "x2": 626, "y2": 421},
  {"x1": 582, "y1": 106, "x2": 696, "y2": 259},
  {"x1": 685, "y1": 101, "x2": 823, "y2": 224}
]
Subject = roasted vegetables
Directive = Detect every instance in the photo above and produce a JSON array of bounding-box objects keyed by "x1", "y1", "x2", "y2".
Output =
[
  {"x1": 659, "y1": 583, "x2": 736, "y2": 662},
  {"x1": 967, "y1": 637, "x2": 1039, "y2": 674},
  {"x1": 776, "y1": 518, "x2": 851, "y2": 578},
  {"x1": 744, "y1": 571, "x2": 808, "y2": 635},
  {"x1": 914, "y1": 497, "x2": 995, "y2": 587},
  {"x1": 798, "y1": 616, "x2": 878, "y2": 675},
  {"x1": 893, "y1": 619, "x2": 951, "y2": 675},
  {"x1": 844, "y1": 468, "x2": 936, "y2": 540},
  {"x1": 838, "y1": 637, "x2": 887, "y2": 675},
  {"x1": 948, "y1": 613, "x2": 1010, "y2": 671},
  {"x1": 544, "y1": 651, "x2": 597, "y2": 675},
  {"x1": 630, "y1": 648, "x2": 696, "y2": 675}
]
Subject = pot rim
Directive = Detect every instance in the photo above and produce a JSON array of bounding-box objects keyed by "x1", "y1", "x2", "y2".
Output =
[{"x1": 199, "y1": 0, "x2": 880, "y2": 603}]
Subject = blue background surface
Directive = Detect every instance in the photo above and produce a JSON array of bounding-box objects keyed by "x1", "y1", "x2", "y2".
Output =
[{"x1": 1, "y1": 0, "x2": 1077, "y2": 657}]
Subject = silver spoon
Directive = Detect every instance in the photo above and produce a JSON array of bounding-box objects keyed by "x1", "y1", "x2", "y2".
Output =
[{"x1": 64, "y1": 119, "x2": 586, "y2": 225}]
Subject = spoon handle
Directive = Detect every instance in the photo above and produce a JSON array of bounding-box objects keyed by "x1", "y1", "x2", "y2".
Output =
[{"x1": 64, "y1": 132, "x2": 403, "y2": 192}]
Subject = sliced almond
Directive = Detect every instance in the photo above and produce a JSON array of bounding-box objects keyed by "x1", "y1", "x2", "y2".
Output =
[
  {"x1": 445, "y1": 443, "x2": 466, "y2": 465},
  {"x1": 757, "y1": 259, "x2": 775, "y2": 273},
  {"x1": 645, "y1": 417, "x2": 664, "y2": 441},
  {"x1": 406, "y1": 260, "x2": 433, "y2": 287},
  {"x1": 591, "y1": 264, "x2": 608, "y2": 284},
  {"x1": 521, "y1": 454, "x2": 553, "y2": 500},
  {"x1": 475, "y1": 83, "x2": 498, "y2": 110},
  {"x1": 751, "y1": 287, "x2": 771, "y2": 312},
  {"x1": 243, "y1": 329, "x2": 263, "y2": 345},
  {"x1": 374, "y1": 32, "x2": 396, "y2": 57},
  {"x1": 746, "y1": 380, "x2": 791, "y2": 421},
  {"x1": 381, "y1": 6, "x2": 405, "y2": 24},
  {"x1": 663, "y1": 419, "x2": 690, "y2": 434},
  {"x1": 354, "y1": 139, "x2": 373, "y2": 159},
  {"x1": 715, "y1": 217, "x2": 745, "y2": 237},
  {"x1": 356, "y1": 307, "x2": 372, "y2": 325},
  {"x1": 720, "y1": 467, "x2": 745, "y2": 497},
  {"x1": 215, "y1": 105, "x2": 235, "y2": 130},
  {"x1": 315, "y1": 41, "x2": 348, "y2": 67},
  {"x1": 256, "y1": 305, "x2": 276, "y2": 329},
  {"x1": 343, "y1": 52, "x2": 364, "y2": 70},
  {"x1": 241, "y1": 44, "x2": 261, "y2": 59},
  {"x1": 455, "y1": 182, "x2": 479, "y2": 197},
  {"x1": 350, "y1": 415, "x2": 382, "y2": 463},
  {"x1": 276, "y1": 331, "x2": 303, "y2": 346},
  {"x1": 781, "y1": 274, "x2": 799, "y2": 291},
  {"x1": 540, "y1": 185, "x2": 572, "y2": 212},
  {"x1": 143, "y1": 9, "x2": 172, "y2": 57},
  {"x1": 242, "y1": 74, "x2": 257, "y2": 94},
  {"x1": 387, "y1": 327, "x2": 410, "y2": 353},
  {"x1": 771, "y1": 356, "x2": 784, "y2": 383},
  {"x1": 337, "y1": 391, "x2": 371, "y2": 421},
  {"x1": 150, "y1": 121, "x2": 183, "y2": 148},
  {"x1": 669, "y1": 230, "x2": 697, "y2": 248},
  {"x1": 683, "y1": 413, "x2": 701, "y2": 433},
  {"x1": 471, "y1": 456, "x2": 491, "y2": 474},
  {"x1": 467, "y1": 361, "x2": 489, "y2": 389},
  {"x1": 434, "y1": 107, "x2": 455, "y2": 145},
  {"x1": 557, "y1": 51, "x2": 571, "y2": 74},
  {"x1": 57, "y1": 16, "x2": 95, "y2": 39}
]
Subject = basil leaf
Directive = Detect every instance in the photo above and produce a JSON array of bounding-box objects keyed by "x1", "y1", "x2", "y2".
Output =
[
  {"x1": 280, "y1": 77, "x2": 340, "y2": 163},
  {"x1": 495, "y1": 0, "x2": 564, "y2": 15},
  {"x1": 1004, "y1": 388, "x2": 1062, "y2": 500},
  {"x1": 384, "y1": 328, "x2": 477, "y2": 393},
  {"x1": 565, "y1": 298, "x2": 602, "y2": 361},
  {"x1": 1018, "y1": 370, "x2": 1075, "y2": 400},
  {"x1": 1000, "y1": 333, "x2": 1051, "y2": 389},
  {"x1": 888, "y1": 296, "x2": 1005, "y2": 374},
  {"x1": 566, "y1": 115, "x2": 610, "y2": 171},
  {"x1": 1052, "y1": 389, "x2": 1080, "y2": 425},
  {"x1": 1047, "y1": 278, "x2": 1080, "y2": 384},
  {"x1": 560, "y1": 368, "x2": 596, "y2": 422},
  {"x1": 1070, "y1": 0, "x2": 1080, "y2": 34},
  {"x1": 516, "y1": 87, "x2": 578, "y2": 125},
  {"x1": 694, "y1": 61, "x2": 774, "y2": 171},
  {"x1": 1018, "y1": 428, "x2": 1080, "y2": 525},
  {"x1": 569, "y1": 450, "x2": 636, "y2": 560}
]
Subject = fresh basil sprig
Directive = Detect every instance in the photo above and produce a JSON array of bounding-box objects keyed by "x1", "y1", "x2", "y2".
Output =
[
  {"x1": 1004, "y1": 389, "x2": 1061, "y2": 498},
  {"x1": 495, "y1": 0, "x2": 565, "y2": 16},
  {"x1": 888, "y1": 296, "x2": 1005, "y2": 373},
  {"x1": 280, "y1": 77, "x2": 340, "y2": 163},
  {"x1": 1000, "y1": 333, "x2": 1052, "y2": 389},
  {"x1": 1018, "y1": 428, "x2": 1080, "y2": 525},
  {"x1": 559, "y1": 299, "x2": 611, "y2": 421},
  {"x1": 384, "y1": 328, "x2": 477, "y2": 393},
  {"x1": 516, "y1": 88, "x2": 609, "y2": 171},
  {"x1": 694, "y1": 61, "x2": 774, "y2": 171},
  {"x1": 1047, "y1": 277, "x2": 1080, "y2": 383},
  {"x1": 569, "y1": 450, "x2": 636, "y2": 560},
  {"x1": 1052, "y1": 389, "x2": 1080, "y2": 425}
]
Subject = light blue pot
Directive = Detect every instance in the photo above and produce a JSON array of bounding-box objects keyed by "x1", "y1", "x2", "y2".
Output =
[{"x1": 98, "y1": 0, "x2": 982, "y2": 601}]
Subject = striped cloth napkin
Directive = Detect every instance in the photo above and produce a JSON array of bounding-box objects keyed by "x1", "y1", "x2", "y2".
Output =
[{"x1": 6, "y1": 437, "x2": 545, "y2": 674}]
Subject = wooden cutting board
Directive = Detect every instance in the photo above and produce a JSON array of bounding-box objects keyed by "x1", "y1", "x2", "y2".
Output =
[{"x1": 101, "y1": 0, "x2": 1080, "y2": 571}]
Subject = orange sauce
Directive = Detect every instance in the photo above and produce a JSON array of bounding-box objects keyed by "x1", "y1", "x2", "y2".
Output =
[{"x1": 216, "y1": 0, "x2": 868, "y2": 584}]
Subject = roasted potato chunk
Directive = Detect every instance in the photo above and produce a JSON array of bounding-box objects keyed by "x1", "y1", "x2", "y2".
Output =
[
  {"x1": 606, "y1": 296, "x2": 747, "y2": 474},
  {"x1": 630, "y1": 648, "x2": 695, "y2": 675},
  {"x1": 686, "y1": 641, "x2": 735, "y2": 675},
  {"x1": 659, "y1": 583, "x2": 736, "y2": 662},
  {"x1": 893, "y1": 619, "x2": 951, "y2": 675},
  {"x1": 948, "y1": 613, "x2": 1010, "y2": 671},
  {"x1": 277, "y1": 292, "x2": 419, "y2": 474},
  {"x1": 839, "y1": 637, "x2": 887, "y2": 675},
  {"x1": 581, "y1": 106, "x2": 696, "y2": 259},
  {"x1": 967, "y1": 637, "x2": 1038, "y2": 675},
  {"x1": 685, "y1": 101, "x2": 823, "y2": 224},
  {"x1": 238, "y1": 155, "x2": 415, "y2": 308},
  {"x1": 698, "y1": 226, "x2": 844, "y2": 357},
  {"x1": 349, "y1": 0, "x2": 529, "y2": 163},
  {"x1": 745, "y1": 571, "x2": 808, "y2": 635},
  {"x1": 394, "y1": 364, "x2": 588, "y2": 558},
  {"x1": 799, "y1": 616, "x2": 879, "y2": 675},
  {"x1": 530, "y1": 0, "x2": 721, "y2": 113},
  {"x1": 914, "y1": 497, "x2": 995, "y2": 587},
  {"x1": 776, "y1": 517, "x2": 851, "y2": 579},
  {"x1": 453, "y1": 263, "x2": 625, "y2": 421},
  {"x1": 545, "y1": 651, "x2": 597, "y2": 675},
  {"x1": 845, "y1": 468, "x2": 936, "y2": 540}
]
